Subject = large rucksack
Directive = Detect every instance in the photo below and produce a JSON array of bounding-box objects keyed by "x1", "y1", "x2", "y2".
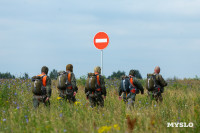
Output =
[
  {"x1": 146, "y1": 74, "x2": 156, "y2": 91},
  {"x1": 85, "y1": 73, "x2": 98, "y2": 92},
  {"x1": 120, "y1": 76, "x2": 130, "y2": 92},
  {"x1": 31, "y1": 75, "x2": 46, "y2": 95},
  {"x1": 57, "y1": 71, "x2": 71, "y2": 90}
]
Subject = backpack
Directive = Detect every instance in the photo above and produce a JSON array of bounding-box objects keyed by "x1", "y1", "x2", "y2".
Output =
[
  {"x1": 31, "y1": 75, "x2": 46, "y2": 95},
  {"x1": 57, "y1": 71, "x2": 72, "y2": 90},
  {"x1": 120, "y1": 76, "x2": 130, "y2": 92},
  {"x1": 85, "y1": 73, "x2": 99, "y2": 92},
  {"x1": 146, "y1": 74, "x2": 156, "y2": 91}
]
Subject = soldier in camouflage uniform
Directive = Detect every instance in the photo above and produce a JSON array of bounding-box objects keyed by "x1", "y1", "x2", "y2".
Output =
[
  {"x1": 85, "y1": 66, "x2": 106, "y2": 107},
  {"x1": 148, "y1": 66, "x2": 167, "y2": 102},
  {"x1": 119, "y1": 70, "x2": 144, "y2": 108},
  {"x1": 58, "y1": 64, "x2": 78, "y2": 103},
  {"x1": 32, "y1": 66, "x2": 52, "y2": 108}
]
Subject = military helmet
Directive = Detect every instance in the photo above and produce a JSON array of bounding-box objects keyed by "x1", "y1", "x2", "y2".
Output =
[
  {"x1": 41, "y1": 66, "x2": 49, "y2": 74},
  {"x1": 94, "y1": 66, "x2": 101, "y2": 74},
  {"x1": 129, "y1": 69, "x2": 135, "y2": 76},
  {"x1": 66, "y1": 64, "x2": 73, "y2": 72}
]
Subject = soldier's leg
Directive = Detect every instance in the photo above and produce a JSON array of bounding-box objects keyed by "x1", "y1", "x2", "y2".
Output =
[
  {"x1": 89, "y1": 96, "x2": 95, "y2": 108},
  {"x1": 43, "y1": 97, "x2": 50, "y2": 107},
  {"x1": 33, "y1": 97, "x2": 39, "y2": 108},
  {"x1": 127, "y1": 94, "x2": 136, "y2": 109},
  {"x1": 97, "y1": 95, "x2": 104, "y2": 107},
  {"x1": 158, "y1": 93, "x2": 163, "y2": 102}
]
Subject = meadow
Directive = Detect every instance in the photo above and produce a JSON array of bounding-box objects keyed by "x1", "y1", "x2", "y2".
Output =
[{"x1": 0, "y1": 78, "x2": 199, "y2": 133}]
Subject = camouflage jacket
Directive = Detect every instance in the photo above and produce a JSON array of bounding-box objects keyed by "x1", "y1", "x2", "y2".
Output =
[
  {"x1": 119, "y1": 76, "x2": 144, "y2": 96},
  {"x1": 154, "y1": 73, "x2": 167, "y2": 88}
]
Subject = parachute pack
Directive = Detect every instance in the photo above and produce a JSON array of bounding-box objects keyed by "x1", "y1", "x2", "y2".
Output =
[
  {"x1": 31, "y1": 75, "x2": 46, "y2": 95},
  {"x1": 57, "y1": 71, "x2": 72, "y2": 90},
  {"x1": 146, "y1": 74, "x2": 157, "y2": 91},
  {"x1": 120, "y1": 76, "x2": 138, "y2": 94},
  {"x1": 85, "y1": 73, "x2": 100, "y2": 92}
]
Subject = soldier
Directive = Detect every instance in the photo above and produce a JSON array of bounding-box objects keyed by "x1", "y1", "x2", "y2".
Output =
[
  {"x1": 85, "y1": 66, "x2": 106, "y2": 107},
  {"x1": 32, "y1": 66, "x2": 52, "y2": 108},
  {"x1": 57, "y1": 64, "x2": 78, "y2": 103},
  {"x1": 147, "y1": 66, "x2": 167, "y2": 102},
  {"x1": 119, "y1": 70, "x2": 144, "y2": 108}
]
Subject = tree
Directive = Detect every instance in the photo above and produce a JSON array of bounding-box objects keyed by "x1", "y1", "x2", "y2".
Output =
[
  {"x1": 0, "y1": 72, "x2": 15, "y2": 79},
  {"x1": 49, "y1": 69, "x2": 58, "y2": 79},
  {"x1": 20, "y1": 73, "x2": 29, "y2": 79},
  {"x1": 107, "y1": 70, "x2": 126, "y2": 79}
]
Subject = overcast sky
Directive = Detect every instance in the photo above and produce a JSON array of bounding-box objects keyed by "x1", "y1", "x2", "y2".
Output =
[{"x1": 0, "y1": 0, "x2": 200, "y2": 79}]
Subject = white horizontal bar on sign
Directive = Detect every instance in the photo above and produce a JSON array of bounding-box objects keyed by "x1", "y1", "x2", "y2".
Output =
[{"x1": 95, "y1": 38, "x2": 107, "y2": 43}]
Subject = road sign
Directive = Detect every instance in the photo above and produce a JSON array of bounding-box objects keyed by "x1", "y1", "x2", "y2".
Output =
[{"x1": 94, "y1": 32, "x2": 109, "y2": 50}]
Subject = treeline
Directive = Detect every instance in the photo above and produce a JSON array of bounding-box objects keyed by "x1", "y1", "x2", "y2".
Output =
[
  {"x1": 0, "y1": 69, "x2": 142, "y2": 80},
  {"x1": 0, "y1": 72, "x2": 29, "y2": 79}
]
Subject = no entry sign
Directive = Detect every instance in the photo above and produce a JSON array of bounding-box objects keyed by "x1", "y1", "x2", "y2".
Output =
[{"x1": 94, "y1": 32, "x2": 109, "y2": 50}]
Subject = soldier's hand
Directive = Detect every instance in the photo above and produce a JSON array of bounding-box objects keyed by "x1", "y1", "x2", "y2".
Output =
[
  {"x1": 45, "y1": 97, "x2": 49, "y2": 102},
  {"x1": 104, "y1": 96, "x2": 106, "y2": 99},
  {"x1": 119, "y1": 96, "x2": 122, "y2": 100},
  {"x1": 86, "y1": 96, "x2": 89, "y2": 100},
  {"x1": 73, "y1": 92, "x2": 77, "y2": 96}
]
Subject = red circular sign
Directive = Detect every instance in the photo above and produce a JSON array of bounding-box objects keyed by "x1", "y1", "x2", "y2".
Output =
[{"x1": 94, "y1": 32, "x2": 109, "y2": 50}]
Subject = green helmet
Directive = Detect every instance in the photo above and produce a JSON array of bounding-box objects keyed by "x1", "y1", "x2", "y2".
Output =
[{"x1": 129, "y1": 69, "x2": 135, "y2": 76}]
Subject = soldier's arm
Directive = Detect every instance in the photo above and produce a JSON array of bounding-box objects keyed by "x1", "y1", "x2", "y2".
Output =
[
  {"x1": 46, "y1": 76, "x2": 52, "y2": 98},
  {"x1": 100, "y1": 76, "x2": 107, "y2": 96},
  {"x1": 71, "y1": 73, "x2": 77, "y2": 91},
  {"x1": 158, "y1": 75, "x2": 167, "y2": 87},
  {"x1": 134, "y1": 79, "x2": 144, "y2": 94},
  {"x1": 118, "y1": 86, "x2": 123, "y2": 96}
]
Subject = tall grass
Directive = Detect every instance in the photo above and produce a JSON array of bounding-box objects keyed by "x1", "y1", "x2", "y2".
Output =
[{"x1": 0, "y1": 78, "x2": 199, "y2": 133}]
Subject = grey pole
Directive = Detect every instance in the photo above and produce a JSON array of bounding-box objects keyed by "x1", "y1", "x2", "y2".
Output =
[{"x1": 101, "y1": 50, "x2": 103, "y2": 75}]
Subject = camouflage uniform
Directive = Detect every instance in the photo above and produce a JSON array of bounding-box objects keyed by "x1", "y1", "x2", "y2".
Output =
[
  {"x1": 119, "y1": 76, "x2": 144, "y2": 108},
  {"x1": 32, "y1": 74, "x2": 52, "y2": 108},
  {"x1": 85, "y1": 73, "x2": 107, "y2": 108},
  {"x1": 58, "y1": 70, "x2": 78, "y2": 103},
  {"x1": 148, "y1": 73, "x2": 167, "y2": 102}
]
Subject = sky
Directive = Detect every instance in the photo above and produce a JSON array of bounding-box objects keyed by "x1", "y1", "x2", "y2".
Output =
[{"x1": 0, "y1": 0, "x2": 200, "y2": 79}]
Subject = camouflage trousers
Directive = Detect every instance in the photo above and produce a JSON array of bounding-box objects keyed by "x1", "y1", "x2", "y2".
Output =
[
  {"x1": 59, "y1": 89, "x2": 76, "y2": 103},
  {"x1": 33, "y1": 95, "x2": 50, "y2": 108},
  {"x1": 88, "y1": 92, "x2": 104, "y2": 108},
  {"x1": 148, "y1": 91, "x2": 163, "y2": 102},
  {"x1": 122, "y1": 92, "x2": 136, "y2": 109}
]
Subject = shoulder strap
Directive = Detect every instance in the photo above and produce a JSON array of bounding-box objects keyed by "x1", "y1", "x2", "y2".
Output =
[
  {"x1": 68, "y1": 72, "x2": 71, "y2": 83},
  {"x1": 96, "y1": 74, "x2": 100, "y2": 86},
  {"x1": 129, "y1": 76, "x2": 135, "y2": 87}
]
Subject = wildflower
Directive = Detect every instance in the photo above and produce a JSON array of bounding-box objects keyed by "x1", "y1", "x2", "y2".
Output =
[
  {"x1": 3, "y1": 119, "x2": 6, "y2": 122},
  {"x1": 26, "y1": 119, "x2": 29, "y2": 123},
  {"x1": 25, "y1": 115, "x2": 28, "y2": 118},
  {"x1": 139, "y1": 101, "x2": 141, "y2": 103},
  {"x1": 74, "y1": 101, "x2": 82, "y2": 106},
  {"x1": 14, "y1": 92, "x2": 17, "y2": 95},
  {"x1": 16, "y1": 106, "x2": 20, "y2": 109},
  {"x1": 57, "y1": 97, "x2": 62, "y2": 100},
  {"x1": 113, "y1": 124, "x2": 120, "y2": 130},
  {"x1": 59, "y1": 114, "x2": 63, "y2": 117},
  {"x1": 154, "y1": 104, "x2": 156, "y2": 107},
  {"x1": 64, "y1": 129, "x2": 67, "y2": 132},
  {"x1": 98, "y1": 126, "x2": 112, "y2": 133}
]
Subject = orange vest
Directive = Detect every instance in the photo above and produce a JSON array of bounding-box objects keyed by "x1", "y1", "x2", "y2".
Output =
[{"x1": 37, "y1": 73, "x2": 47, "y2": 87}]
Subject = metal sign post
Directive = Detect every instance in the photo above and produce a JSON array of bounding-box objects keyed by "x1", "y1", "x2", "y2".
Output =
[{"x1": 101, "y1": 50, "x2": 103, "y2": 75}]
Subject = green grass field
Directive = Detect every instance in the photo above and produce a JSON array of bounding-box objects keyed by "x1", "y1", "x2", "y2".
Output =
[{"x1": 0, "y1": 78, "x2": 199, "y2": 133}]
